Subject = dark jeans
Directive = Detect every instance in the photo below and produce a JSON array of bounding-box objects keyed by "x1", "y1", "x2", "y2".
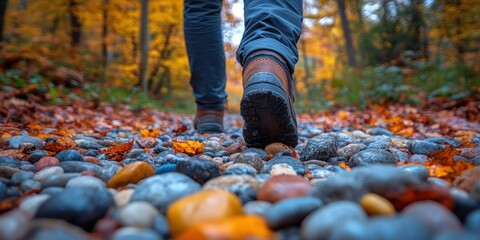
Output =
[{"x1": 184, "y1": 0, "x2": 303, "y2": 110}]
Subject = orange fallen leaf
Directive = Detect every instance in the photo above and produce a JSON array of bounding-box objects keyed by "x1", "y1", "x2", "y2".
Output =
[
  {"x1": 339, "y1": 161, "x2": 351, "y2": 171},
  {"x1": 103, "y1": 140, "x2": 134, "y2": 155},
  {"x1": 172, "y1": 139, "x2": 204, "y2": 156},
  {"x1": 43, "y1": 135, "x2": 77, "y2": 153},
  {"x1": 173, "y1": 125, "x2": 188, "y2": 134},
  {"x1": 426, "y1": 146, "x2": 474, "y2": 183}
]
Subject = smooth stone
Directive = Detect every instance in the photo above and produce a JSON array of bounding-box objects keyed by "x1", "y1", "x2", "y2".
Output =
[
  {"x1": 337, "y1": 143, "x2": 366, "y2": 159},
  {"x1": 55, "y1": 149, "x2": 83, "y2": 162},
  {"x1": 450, "y1": 188, "x2": 480, "y2": 222},
  {"x1": 349, "y1": 149, "x2": 397, "y2": 167},
  {"x1": 115, "y1": 189, "x2": 135, "y2": 207},
  {"x1": 425, "y1": 137, "x2": 462, "y2": 147},
  {"x1": 19, "y1": 194, "x2": 50, "y2": 215},
  {"x1": 465, "y1": 209, "x2": 480, "y2": 233},
  {"x1": 224, "y1": 163, "x2": 257, "y2": 176},
  {"x1": 42, "y1": 173, "x2": 81, "y2": 188},
  {"x1": 232, "y1": 152, "x2": 264, "y2": 173},
  {"x1": 176, "y1": 158, "x2": 220, "y2": 184},
  {"x1": 0, "y1": 182, "x2": 7, "y2": 200},
  {"x1": 409, "y1": 154, "x2": 430, "y2": 164},
  {"x1": 77, "y1": 140, "x2": 104, "y2": 149},
  {"x1": 408, "y1": 140, "x2": 442, "y2": 155},
  {"x1": 11, "y1": 171, "x2": 34, "y2": 185},
  {"x1": 66, "y1": 175, "x2": 106, "y2": 189},
  {"x1": 203, "y1": 174, "x2": 260, "y2": 191},
  {"x1": 112, "y1": 227, "x2": 162, "y2": 240},
  {"x1": 227, "y1": 183, "x2": 257, "y2": 204},
  {"x1": 332, "y1": 216, "x2": 431, "y2": 240},
  {"x1": 21, "y1": 179, "x2": 42, "y2": 192},
  {"x1": 119, "y1": 201, "x2": 160, "y2": 228},
  {"x1": 130, "y1": 172, "x2": 201, "y2": 213},
  {"x1": 19, "y1": 219, "x2": 89, "y2": 240},
  {"x1": 204, "y1": 141, "x2": 223, "y2": 153},
  {"x1": 242, "y1": 148, "x2": 268, "y2": 160},
  {"x1": 167, "y1": 190, "x2": 243, "y2": 237},
  {"x1": 41, "y1": 187, "x2": 65, "y2": 196},
  {"x1": 453, "y1": 166, "x2": 480, "y2": 192},
  {"x1": 301, "y1": 201, "x2": 367, "y2": 240},
  {"x1": 399, "y1": 164, "x2": 430, "y2": 181},
  {"x1": 176, "y1": 215, "x2": 273, "y2": 240},
  {"x1": 471, "y1": 181, "x2": 480, "y2": 200},
  {"x1": 155, "y1": 164, "x2": 177, "y2": 175},
  {"x1": 300, "y1": 136, "x2": 337, "y2": 161},
  {"x1": 427, "y1": 177, "x2": 451, "y2": 187},
  {"x1": 460, "y1": 147, "x2": 480, "y2": 159},
  {"x1": 0, "y1": 210, "x2": 30, "y2": 239},
  {"x1": 367, "y1": 127, "x2": 393, "y2": 136},
  {"x1": 265, "y1": 142, "x2": 290, "y2": 156},
  {"x1": 306, "y1": 167, "x2": 336, "y2": 180},
  {"x1": 0, "y1": 156, "x2": 21, "y2": 168},
  {"x1": 28, "y1": 150, "x2": 49, "y2": 164},
  {"x1": 124, "y1": 149, "x2": 144, "y2": 159},
  {"x1": 359, "y1": 193, "x2": 395, "y2": 216},
  {"x1": 0, "y1": 166, "x2": 23, "y2": 179},
  {"x1": 20, "y1": 164, "x2": 36, "y2": 171},
  {"x1": 96, "y1": 164, "x2": 122, "y2": 182},
  {"x1": 265, "y1": 197, "x2": 323, "y2": 230},
  {"x1": 261, "y1": 156, "x2": 305, "y2": 175},
  {"x1": 84, "y1": 149, "x2": 100, "y2": 157},
  {"x1": 434, "y1": 231, "x2": 479, "y2": 240},
  {"x1": 270, "y1": 163, "x2": 298, "y2": 176},
  {"x1": 35, "y1": 187, "x2": 114, "y2": 231},
  {"x1": 257, "y1": 175, "x2": 312, "y2": 203},
  {"x1": 389, "y1": 147, "x2": 410, "y2": 162},
  {"x1": 243, "y1": 201, "x2": 272, "y2": 216},
  {"x1": 6, "y1": 132, "x2": 44, "y2": 149},
  {"x1": 35, "y1": 157, "x2": 60, "y2": 171},
  {"x1": 33, "y1": 166, "x2": 64, "y2": 182},
  {"x1": 349, "y1": 165, "x2": 421, "y2": 195},
  {"x1": 107, "y1": 161, "x2": 154, "y2": 188},
  {"x1": 152, "y1": 215, "x2": 170, "y2": 239},
  {"x1": 310, "y1": 175, "x2": 368, "y2": 203},
  {"x1": 59, "y1": 161, "x2": 102, "y2": 173},
  {"x1": 402, "y1": 201, "x2": 462, "y2": 234},
  {"x1": 351, "y1": 130, "x2": 372, "y2": 139}
]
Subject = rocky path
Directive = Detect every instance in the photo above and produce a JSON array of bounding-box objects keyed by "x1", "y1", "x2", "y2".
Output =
[{"x1": 0, "y1": 98, "x2": 480, "y2": 239}]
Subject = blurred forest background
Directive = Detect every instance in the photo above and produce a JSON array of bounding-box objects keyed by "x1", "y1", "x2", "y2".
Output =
[{"x1": 0, "y1": 0, "x2": 479, "y2": 113}]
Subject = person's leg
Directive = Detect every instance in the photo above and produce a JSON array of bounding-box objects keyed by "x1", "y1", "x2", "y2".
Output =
[
  {"x1": 237, "y1": 0, "x2": 303, "y2": 148},
  {"x1": 184, "y1": 0, "x2": 227, "y2": 133}
]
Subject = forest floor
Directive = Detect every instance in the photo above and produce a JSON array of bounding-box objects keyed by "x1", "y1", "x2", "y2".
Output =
[{"x1": 0, "y1": 88, "x2": 480, "y2": 239}]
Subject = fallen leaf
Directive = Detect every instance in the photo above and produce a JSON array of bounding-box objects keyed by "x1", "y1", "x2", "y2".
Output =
[
  {"x1": 103, "y1": 140, "x2": 134, "y2": 155},
  {"x1": 172, "y1": 139, "x2": 204, "y2": 156},
  {"x1": 43, "y1": 135, "x2": 77, "y2": 153}
]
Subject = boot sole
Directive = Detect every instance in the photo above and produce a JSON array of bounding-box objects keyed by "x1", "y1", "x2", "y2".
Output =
[{"x1": 240, "y1": 73, "x2": 298, "y2": 148}]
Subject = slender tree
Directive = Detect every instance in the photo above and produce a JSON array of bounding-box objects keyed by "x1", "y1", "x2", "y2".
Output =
[
  {"x1": 69, "y1": 0, "x2": 82, "y2": 60},
  {"x1": 0, "y1": 0, "x2": 7, "y2": 44},
  {"x1": 139, "y1": 0, "x2": 149, "y2": 93},
  {"x1": 337, "y1": 0, "x2": 357, "y2": 67}
]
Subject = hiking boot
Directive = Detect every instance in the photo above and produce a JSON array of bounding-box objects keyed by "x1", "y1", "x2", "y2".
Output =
[
  {"x1": 240, "y1": 50, "x2": 298, "y2": 148},
  {"x1": 193, "y1": 109, "x2": 224, "y2": 134}
]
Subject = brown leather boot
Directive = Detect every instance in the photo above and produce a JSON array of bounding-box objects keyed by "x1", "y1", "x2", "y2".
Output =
[
  {"x1": 193, "y1": 109, "x2": 224, "y2": 134},
  {"x1": 240, "y1": 50, "x2": 298, "y2": 148}
]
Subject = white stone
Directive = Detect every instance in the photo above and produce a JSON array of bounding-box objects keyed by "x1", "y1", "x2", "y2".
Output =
[
  {"x1": 119, "y1": 201, "x2": 159, "y2": 228},
  {"x1": 33, "y1": 166, "x2": 64, "y2": 182},
  {"x1": 19, "y1": 194, "x2": 50, "y2": 215}
]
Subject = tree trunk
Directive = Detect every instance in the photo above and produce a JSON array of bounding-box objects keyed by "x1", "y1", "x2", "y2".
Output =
[
  {"x1": 139, "y1": 0, "x2": 149, "y2": 94},
  {"x1": 0, "y1": 0, "x2": 7, "y2": 44},
  {"x1": 337, "y1": 0, "x2": 357, "y2": 67},
  {"x1": 69, "y1": 0, "x2": 82, "y2": 60},
  {"x1": 101, "y1": 0, "x2": 109, "y2": 82},
  {"x1": 147, "y1": 24, "x2": 174, "y2": 93}
]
